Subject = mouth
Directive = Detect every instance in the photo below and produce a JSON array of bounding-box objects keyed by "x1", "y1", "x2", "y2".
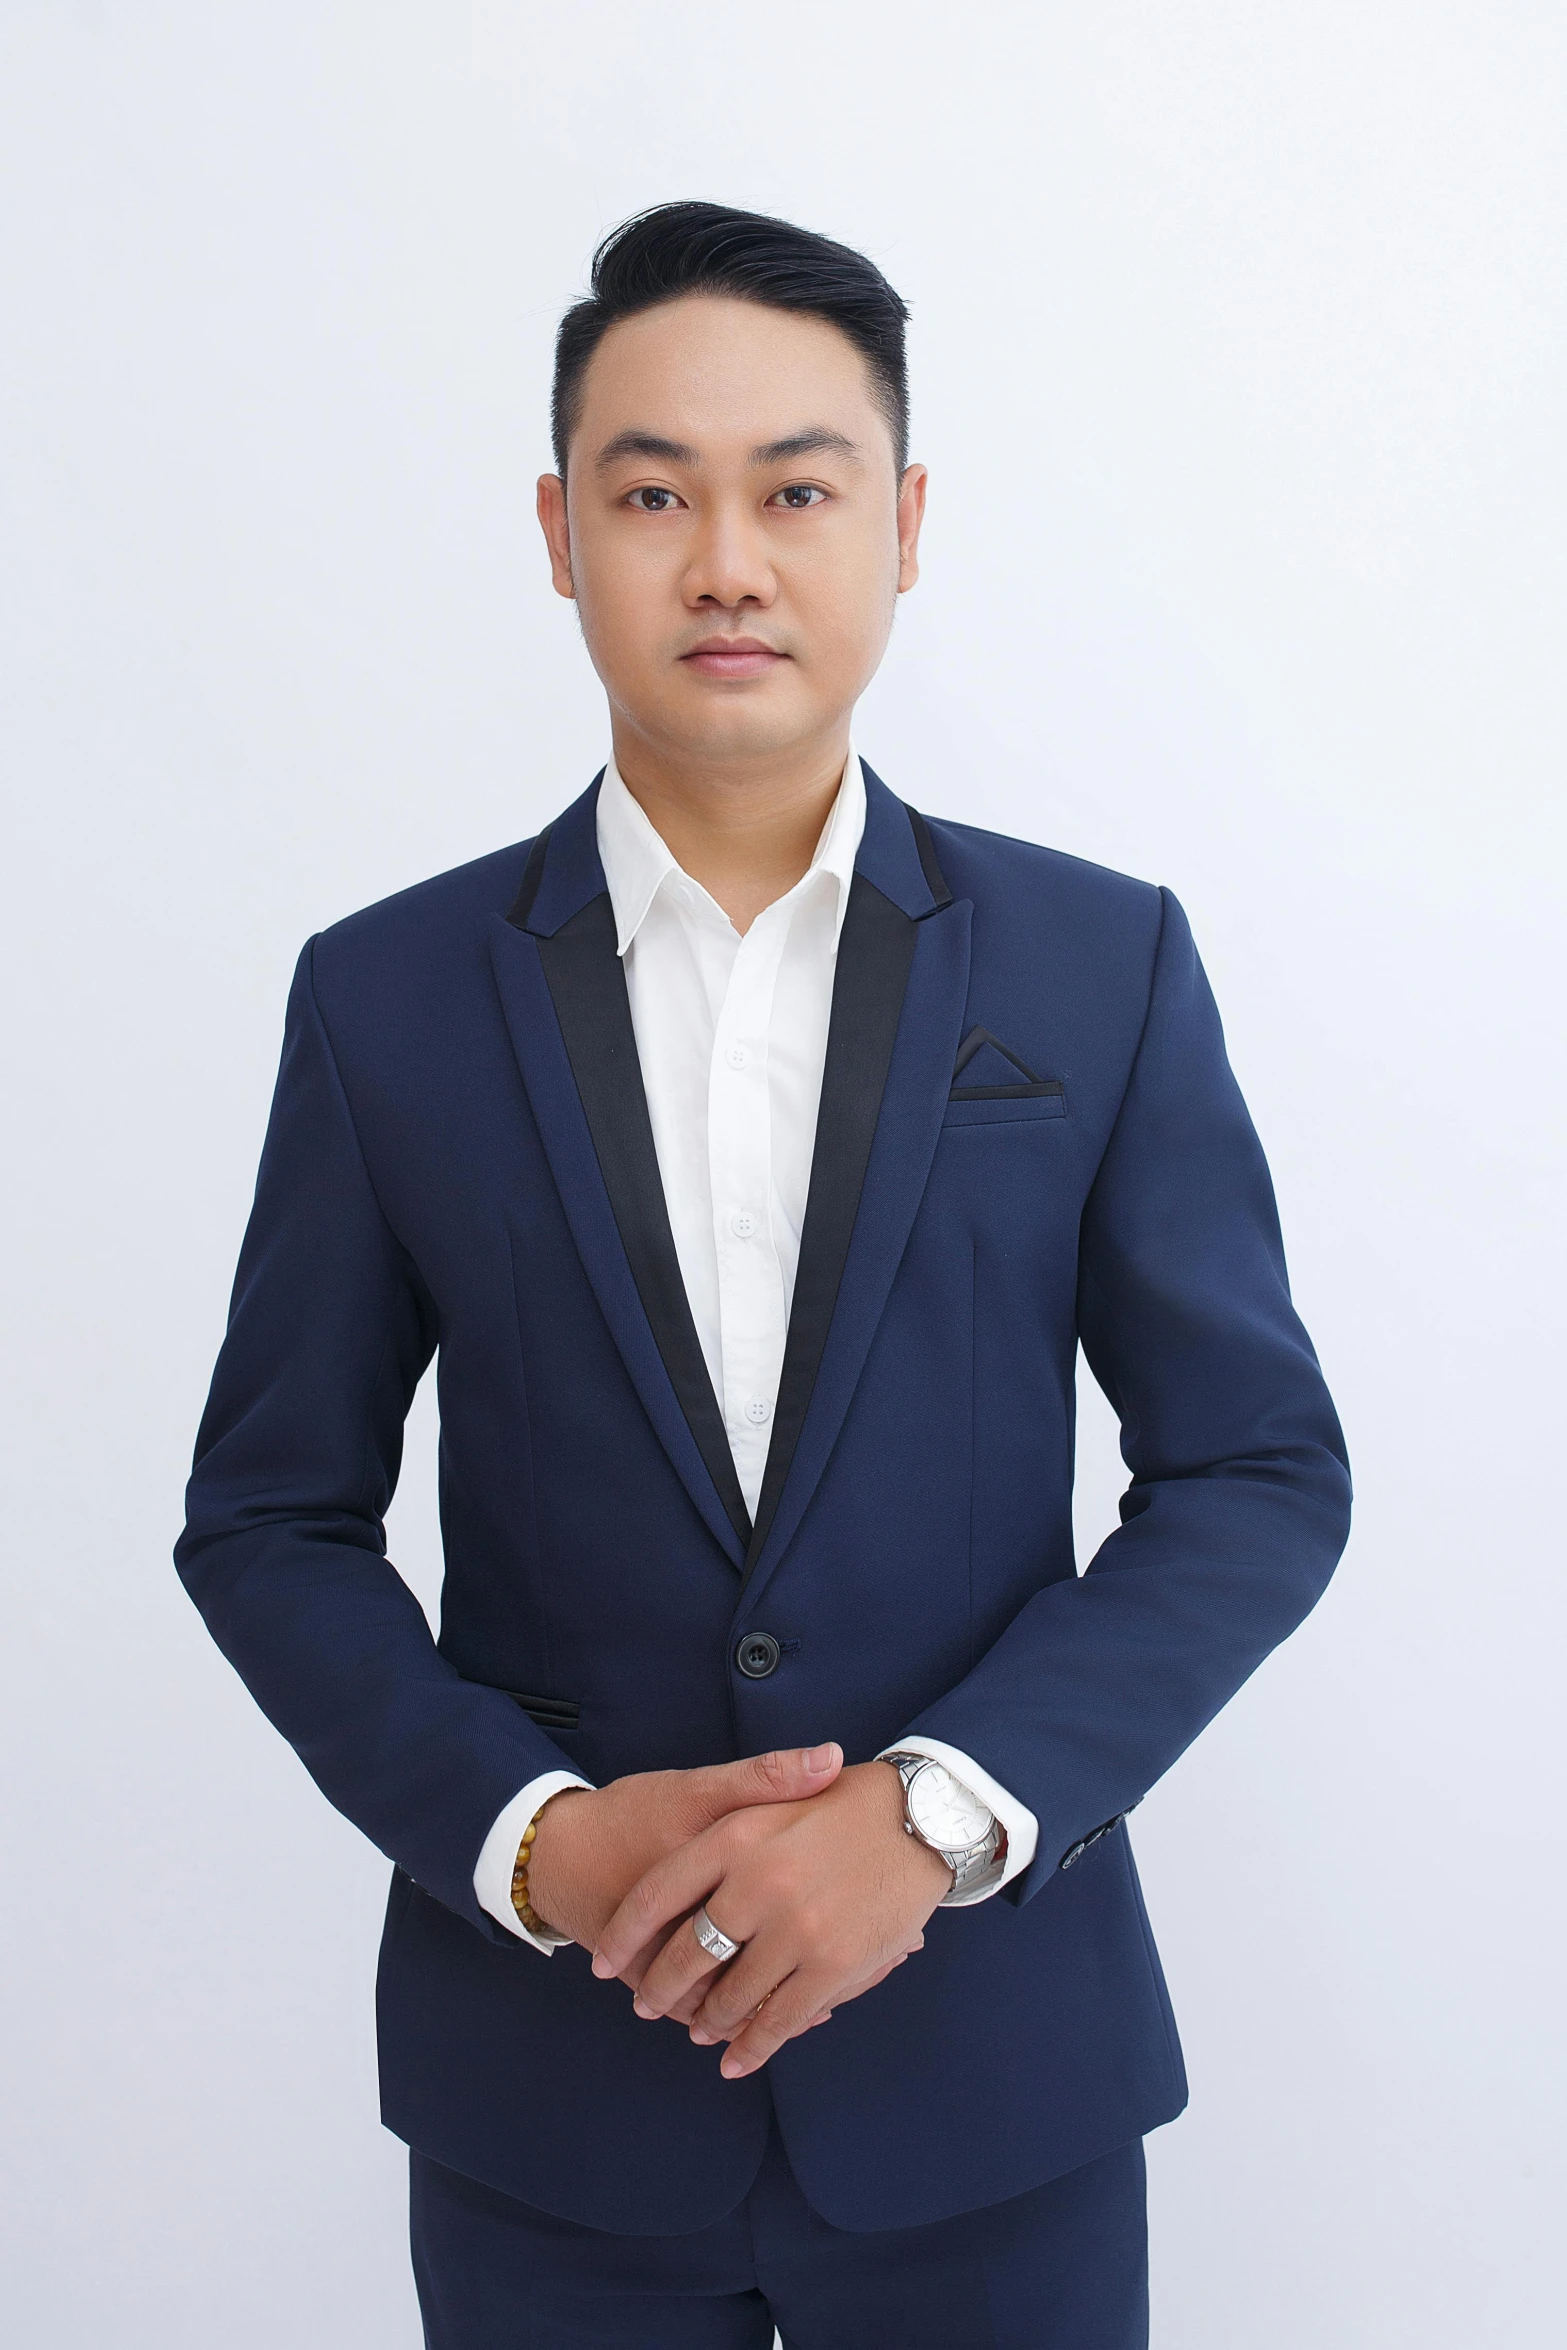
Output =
[{"x1": 679, "y1": 636, "x2": 789, "y2": 680}]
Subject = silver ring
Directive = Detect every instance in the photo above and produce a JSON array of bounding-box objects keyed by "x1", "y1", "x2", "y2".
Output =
[{"x1": 693, "y1": 1904, "x2": 743, "y2": 1965}]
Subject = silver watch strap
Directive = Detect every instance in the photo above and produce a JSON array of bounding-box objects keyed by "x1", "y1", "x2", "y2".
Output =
[{"x1": 941, "y1": 1819, "x2": 1006, "y2": 1901}]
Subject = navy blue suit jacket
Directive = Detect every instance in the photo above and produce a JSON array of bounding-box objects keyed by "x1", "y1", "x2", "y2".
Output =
[{"x1": 177, "y1": 767, "x2": 1350, "y2": 2234}]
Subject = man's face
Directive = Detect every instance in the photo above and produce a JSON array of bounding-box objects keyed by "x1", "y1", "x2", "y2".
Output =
[{"x1": 538, "y1": 295, "x2": 925, "y2": 771}]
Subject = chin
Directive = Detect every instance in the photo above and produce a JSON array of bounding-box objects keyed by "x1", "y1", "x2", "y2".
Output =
[{"x1": 658, "y1": 695, "x2": 815, "y2": 766}]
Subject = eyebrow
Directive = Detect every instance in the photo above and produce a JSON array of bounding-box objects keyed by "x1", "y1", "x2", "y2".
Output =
[
  {"x1": 592, "y1": 426, "x2": 863, "y2": 472},
  {"x1": 750, "y1": 428, "x2": 862, "y2": 466},
  {"x1": 593, "y1": 430, "x2": 700, "y2": 471}
]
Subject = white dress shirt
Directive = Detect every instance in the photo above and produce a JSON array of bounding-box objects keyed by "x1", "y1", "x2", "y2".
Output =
[{"x1": 474, "y1": 755, "x2": 1039, "y2": 1946}]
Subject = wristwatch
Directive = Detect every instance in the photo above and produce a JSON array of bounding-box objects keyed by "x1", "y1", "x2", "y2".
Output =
[{"x1": 883, "y1": 1752, "x2": 1006, "y2": 1901}]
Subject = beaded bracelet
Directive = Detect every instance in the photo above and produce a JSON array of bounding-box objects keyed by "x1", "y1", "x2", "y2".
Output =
[{"x1": 510, "y1": 1796, "x2": 572, "y2": 1943}]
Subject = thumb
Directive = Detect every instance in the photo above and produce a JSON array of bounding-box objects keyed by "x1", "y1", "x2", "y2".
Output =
[{"x1": 680, "y1": 1743, "x2": 842, "y2": 1828}]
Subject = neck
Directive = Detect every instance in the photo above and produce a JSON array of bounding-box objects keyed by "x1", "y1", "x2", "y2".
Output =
[{"x1": 609, "y1": 723, "x2": 852, "y2": 934}]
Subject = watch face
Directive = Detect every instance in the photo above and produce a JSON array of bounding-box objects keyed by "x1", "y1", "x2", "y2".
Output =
[{"x1": 907, "y1": 1761, "x2": 993, "y2": 1851}]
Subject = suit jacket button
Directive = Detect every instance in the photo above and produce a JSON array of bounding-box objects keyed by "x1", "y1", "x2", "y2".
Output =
[{"x1": 735, "y1": 1632, "x2": 781, "y2": 1679}]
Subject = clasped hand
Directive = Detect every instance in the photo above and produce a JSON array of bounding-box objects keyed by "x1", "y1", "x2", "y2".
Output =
[{"x1": 527, "y1": 1748, "x2": 951, "y2": 2080}]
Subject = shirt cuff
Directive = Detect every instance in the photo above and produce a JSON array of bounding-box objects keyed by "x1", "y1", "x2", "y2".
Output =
[
  {"x1": 875, "y1": 1736, "x2": 1039, "y2": 1906},
  {"x1": 473, "y1": 1770, "x2": 595, "y2": 1952}
]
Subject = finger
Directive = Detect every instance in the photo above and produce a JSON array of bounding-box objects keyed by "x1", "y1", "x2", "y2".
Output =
[
  {"x1": 718, "y1": 1970, "x2": 831, "y2": 2078},
  {"x1": 664, "y1": 1980, "x2": 714, "y2": 2027},
  {"x1": 853, "y1": 1950, "x2": 913, "y2": 1995},
  {"x1": 688, "y1": 1932, "x2": 801, "y2": 2043},
  {"x1": 678, "y1": 1744, "x2": 842, "y2": 1832},
  {"x1": 664, "y1": 1959, "x2": 736, "y2": 2027},
  {"x1": 631, "y1": 1910, "x2": 733, "y2": 2021},
  {"x1": 794, "y1": 1944, "x2": 915, "y2": 2018},
  {"x1": 700, "y1": 1946, "x2": 914, "y2": 2047},
  {"x1": 614, "y1": 1917, "x2": 684, "y2": 1996},
  {"x1": 591, "y1": 1829, "x2": 729, "y2": 1979}
]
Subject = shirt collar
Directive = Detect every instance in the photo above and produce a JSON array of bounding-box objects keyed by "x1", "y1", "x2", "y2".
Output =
[{"x1": 595, "y1": 749, "x2": 867, "y2": 959}]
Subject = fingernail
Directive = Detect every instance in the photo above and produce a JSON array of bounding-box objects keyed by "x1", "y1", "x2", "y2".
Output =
[
  {"x1": 633, "y1": 1999, "x2": 656, "y2": 2020},
  {"x1": 590, "y1": 1955, "x2": 614, "y2": 1979},
  {"x1": 689, "y1": 2028, "x2": 713, "y2": 2045},
  {"x1": 721, "y1": 2056, "x2": 751, "y2": 2079},
  {"x1": 805, "y1": 1742, "x2": 839, "y2": 1773}
]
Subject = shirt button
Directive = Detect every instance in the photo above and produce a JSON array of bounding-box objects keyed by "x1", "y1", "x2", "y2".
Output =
[
  {"x1": 730, "y1": 1210, "x2": 759, "y2": 1239},
  {"x1": 725, "y1": 1044, "x2": 750, "y2": 1070},
  {"x1": 744, "y1": 1398, "x2": 772, "y2": 1427}
]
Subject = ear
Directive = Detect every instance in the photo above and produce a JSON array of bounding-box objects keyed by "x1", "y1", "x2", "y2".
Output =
[
  {"x1": 896, "y1": 464, "x2": 928, "y2": 594},
  {"x1": 536, "y1": 474, "x2": 575, "y2": 599}
]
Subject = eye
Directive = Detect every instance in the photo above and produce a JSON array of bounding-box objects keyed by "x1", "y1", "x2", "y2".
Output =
[
  {"x1": 769, "y1": 483, "x2": 828, "y2": 510},
  {"x1": 625, "y1": 485, "x2": 684, "y2": 512}
]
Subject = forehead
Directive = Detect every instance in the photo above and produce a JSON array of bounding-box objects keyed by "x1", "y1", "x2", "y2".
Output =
[{"x1": 572, "y1": 294, "x2": 888, "y2": 461}]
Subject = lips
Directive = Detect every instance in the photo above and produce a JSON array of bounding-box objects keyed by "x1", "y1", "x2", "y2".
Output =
[{"x1": 680, "y1": 637, "x2": 788, "y2": 679}]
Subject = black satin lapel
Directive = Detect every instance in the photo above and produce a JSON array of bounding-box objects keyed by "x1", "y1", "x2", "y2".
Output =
[
  {"x1": 536, "y1": 896, "x2": 753, "y2": 1555},
  {"x1": 745, "y1": 873, "x2": 917, "y2": 1574}
]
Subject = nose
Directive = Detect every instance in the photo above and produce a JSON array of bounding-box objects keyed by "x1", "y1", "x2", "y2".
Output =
[{"x1": 682, "y1": 500, "x2": 777, "y2": 612}]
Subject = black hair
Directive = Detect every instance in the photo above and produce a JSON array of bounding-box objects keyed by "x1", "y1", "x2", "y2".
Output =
[{"x1": 551, "y1": 201, "x2": 910, "y2": 474}]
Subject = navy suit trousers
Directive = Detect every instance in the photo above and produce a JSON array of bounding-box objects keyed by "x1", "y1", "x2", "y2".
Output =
[{"x1": 410, "y1": 2119, "x2": 1148, "y2": 2349}]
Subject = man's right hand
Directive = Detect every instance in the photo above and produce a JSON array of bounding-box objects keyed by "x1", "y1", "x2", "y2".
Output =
[{"x1": 524, "y1": 1744, "x2": 844, "y2": 1956}]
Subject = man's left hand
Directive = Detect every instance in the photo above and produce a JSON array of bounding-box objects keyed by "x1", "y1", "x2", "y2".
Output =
[{"x1": 590, "y1": 1760, "x2": 951, "y2": 2078}]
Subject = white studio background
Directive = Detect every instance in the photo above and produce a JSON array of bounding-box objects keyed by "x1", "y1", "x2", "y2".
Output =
[{"x1": 2, "y1": 5, "x2": 1562, "y2": 2344}]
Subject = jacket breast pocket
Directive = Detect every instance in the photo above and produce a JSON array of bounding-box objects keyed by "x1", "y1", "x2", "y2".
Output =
[
  {"x1": 461, "y1": 1677, "x2": 583, "y2": 1733},
  {"x1": 502, "y1": 1689, "x2": 582, "y2": 1732},
  {"x1": 943, "y1": 1084, "x2": 1067, "y2": 1129}
]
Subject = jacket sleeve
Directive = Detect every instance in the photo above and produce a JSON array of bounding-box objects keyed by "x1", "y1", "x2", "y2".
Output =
[
  {"x1": 899, "y1": 888, "x2": 1352, "y2": 1904},
  {"x1": 174, "y1": 940, "x2": 571, "y2": 1937}
]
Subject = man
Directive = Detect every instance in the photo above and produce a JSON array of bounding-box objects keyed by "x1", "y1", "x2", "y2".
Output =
[{"x1": 177, "y1": 203, "x2": 1350, "y2": 2347}]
